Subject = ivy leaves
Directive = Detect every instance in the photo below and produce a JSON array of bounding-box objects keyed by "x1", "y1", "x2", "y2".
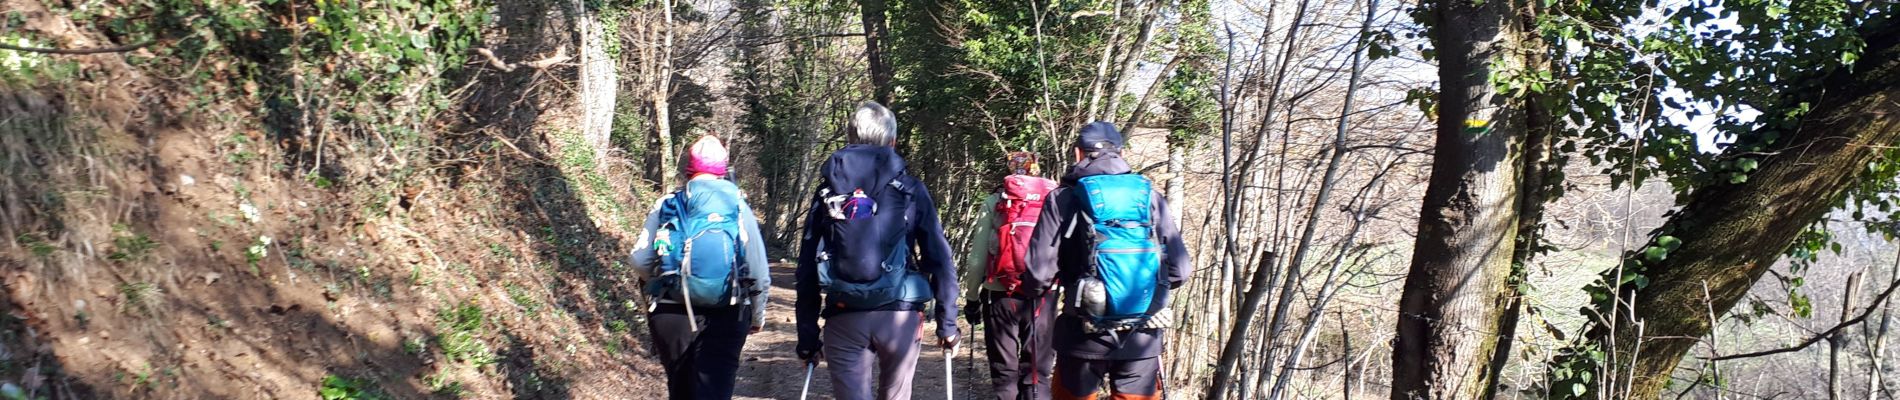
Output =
[{"x1": 1641, "y1": 235, "x2": 1681, "y2": 264}]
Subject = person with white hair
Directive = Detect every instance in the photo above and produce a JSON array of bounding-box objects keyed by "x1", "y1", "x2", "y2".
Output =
[{"x1": 795, "y1": 101, "x2": 962, "y2": 400}]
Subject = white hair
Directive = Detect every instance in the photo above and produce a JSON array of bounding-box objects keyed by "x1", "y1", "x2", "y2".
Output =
[{"x1": 850, "y1": 101, "x2": 897, "y2": 146}]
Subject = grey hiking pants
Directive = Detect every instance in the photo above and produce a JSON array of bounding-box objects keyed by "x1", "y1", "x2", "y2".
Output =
[
  {"x1": 823, "y1": 310, "x2": 922, "y2": 400},
  {"x1": 984, "y1": 290, "x2": 1056, "y2": 400}
]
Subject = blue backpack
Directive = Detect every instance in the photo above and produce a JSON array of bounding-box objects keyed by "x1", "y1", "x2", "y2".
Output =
[
  {"x1": 650, "y1": 179, "x2": 749, "y2": 308},
  {"x1": 1073, "y1": 174, "x2": 1163, "y2": 322},
  {"x1": 813, "y1": 179, "x2": 933, "y2": 311}
]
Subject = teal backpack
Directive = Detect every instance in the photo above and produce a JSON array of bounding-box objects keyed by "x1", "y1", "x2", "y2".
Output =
[
  {"x1": 1072, "y1": 174, "x2": 1163, "y2": 323},
  {"x1": 649, "y1": 179, "x2": 749, "y2": 308}
]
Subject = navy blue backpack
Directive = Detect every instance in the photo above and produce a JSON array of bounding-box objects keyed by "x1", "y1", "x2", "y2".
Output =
[{"x1": 813, "y1": 179, "x2": 932, "y2": 311}]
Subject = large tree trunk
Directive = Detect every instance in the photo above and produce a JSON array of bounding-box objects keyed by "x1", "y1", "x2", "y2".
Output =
[
  {"x1": 1120, "y1": 55, "x2": 1180, "y2": 129},
  {"x1": 1081, "y1": 0, "x2": 1127, "y2": 124},
  {"x1": 1103, "y1": 0, "x2": 1162, "y2": 123},
  {"x1": 576, "y1": 0, "x2": 618, "y2": 164},
  {"x1": 1484, "y1": 3, "x2": 1554, "y2": 396},
  {"x1": 858, "y1": 0, "x2": 894, "y2": 106},
  {"x1": 1583, "y1": 25, "x2": 1900, "y2": 399},
  {"x1": 1389, "y1": 0, "x2": 1527, "y2": 398},
  {"x1": 1206, "y1": 250, "x2": 1279, "y2": 400},
  {"x1": 651, "y1": 0, "x2": 676, "y2": 189}
]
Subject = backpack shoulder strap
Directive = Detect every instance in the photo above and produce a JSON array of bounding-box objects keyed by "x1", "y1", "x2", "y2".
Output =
[
  {"x1": 804, "y1": 185, "x2": 832, "y2": 241},
  {"x1": 659, "y1": 190, "x2": 687, "y2": 222},
  {"x1": 1059, "y1": 187, "x2": 1089, "y2": 239}
]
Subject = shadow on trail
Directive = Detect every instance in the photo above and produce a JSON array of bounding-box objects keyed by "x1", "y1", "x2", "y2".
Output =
[
  {"x1": 731, "y1": 266, "x2": 994, "y2": 400},
  {"x1": 734, "y1": 266, "x2": 829, "y2": 400}
]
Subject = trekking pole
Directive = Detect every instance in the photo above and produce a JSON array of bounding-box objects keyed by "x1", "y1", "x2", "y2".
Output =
[
  {"x1": 800, "y1": 362, "x2": 815, "y2": 400},
  {"x1": 969, "y1": 290, "x2": 984, "y2": 375},
  {"x1": 1025, "y1": 294, "x2": 1047, "y2": 400},
  {"x1": 966, "y1": 327, "x2": 977, "y2": 375},
  {"x1": 944, "y1": 344, "x2": 955, "y2": 400}
]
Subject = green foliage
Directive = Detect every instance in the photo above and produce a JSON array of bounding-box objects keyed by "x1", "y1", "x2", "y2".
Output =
[
  {"x1": 1161, "y1": 0, "x2": 1220, "y2": 145},
  {"x1": 16, "y1": 233, "x2": 57, "y2": 258},
  {"x1": 122, "y1": 364, "x2": 159, "y2": 389},
  {"x1": 506, "y1": 283, "x2": 542, "y2": 313},
  {"x1": 305, "y1": 171, "x2": 335, "y2": 189},
  {"x1": 107, "y1": 225, "x2": 159, "y2": 262},
  {"x1": 1548, "y1": 0, "x2": 1885, "y2": 194},
  {"x1": 1533, "y1": 0, "x2": 1894, "y2": 394},
  {"x1": 402, "y1": 335, "x2": 427, "y2": 355},
  {"x1": 318, "y1": 375, "x2": 388, "y2": 400},
  {"x1": 118, "y1": 282, "x2": 162, "y2": 316},
  {"x1": 1546, "y1": 341, "x2": 1605, "y2": 399},
  {"x1": 436, "y1": 300, "x2": 497, "y2": 366},
  {"x1": 606, "y1": 319, "x2": 630, "y2": 333},
  {"x1": 54, "y1": 0, "x2": 491, "y2": 182},
  {"x1": 245, "y1": 236, "x2": 272, "y2": 274},
  {"x1": 1777, "y1": 224, "x2": 1836, "y2": 318},
  {"x1": 424, "y1": 372, "x2": 466, "y2": 397},
  {"x1": 551, "y1": 129, "x2": 637, "y2": 232},
  {"x1": 908, "y1": 0, "x2": 1116, "y2": 148},
  {"x1": 0, "y1": 34, "x2": 81, "y2": 84}
]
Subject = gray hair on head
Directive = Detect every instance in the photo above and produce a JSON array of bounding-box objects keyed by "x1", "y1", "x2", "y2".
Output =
[{"x1": 849, "y1": 101, "x2": 897, "y2": 146}]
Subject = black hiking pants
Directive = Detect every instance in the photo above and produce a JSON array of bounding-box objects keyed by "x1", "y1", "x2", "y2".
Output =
[
  {"x1": 1052, "y1": 355, "x2": 1162, "y2": 400},
  {"x1": 983, "y1": 290, "x2": 1057, "y2": 400},
  {"x1": 648, "y1": 302, "x2": 753, "y2": 400}
]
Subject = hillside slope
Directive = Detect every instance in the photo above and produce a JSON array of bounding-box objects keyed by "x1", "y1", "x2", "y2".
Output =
[{"x1": 0, "y1": 0, "x2": 672, "y2": 397}]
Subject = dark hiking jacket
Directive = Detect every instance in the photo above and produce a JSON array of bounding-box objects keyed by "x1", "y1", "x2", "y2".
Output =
[
  {"x1": 1022, "y1": 152, "x2": 1191, "y2": 360},
  {"x1": 795, "y1": 145, "x2": 961, "y2": 354}
]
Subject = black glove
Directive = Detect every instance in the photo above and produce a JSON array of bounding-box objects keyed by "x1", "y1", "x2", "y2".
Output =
[
  {"x1": 797, "y1": 341, "x2": 823, "y2": 364},
  {"x1": 964, "y1": 299, "x2": 984, "y2": 326}
]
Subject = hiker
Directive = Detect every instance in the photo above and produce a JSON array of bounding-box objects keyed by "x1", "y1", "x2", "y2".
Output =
[
  {"x1": 795, "y1": 101, "x2": 961, "y2": 400},
  {"x1": 1021, "y1": 122, "x2": 1190, "y2": 400},
  {"x1": 963, "y1": 151, "x2": 1059, "y2": 400},
  {"x1": 628, "y1": 134, "x2": 771, "y2": 400}
]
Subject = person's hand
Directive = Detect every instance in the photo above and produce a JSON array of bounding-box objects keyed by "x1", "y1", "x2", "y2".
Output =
[
  {"x1": 963, "y1": 299, "x2": 984, "y2": 326},
  {"x1": 939, "y1": 334, "x2": 960, "y2": 351},
  {"x1": 797, "y1": 344, "x2": 823, "y2": 364}
]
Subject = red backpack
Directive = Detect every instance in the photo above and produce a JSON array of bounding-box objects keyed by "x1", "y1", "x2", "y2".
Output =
[{"x1": 986, "y1": 174, "x2": 1057, "y2": 293}]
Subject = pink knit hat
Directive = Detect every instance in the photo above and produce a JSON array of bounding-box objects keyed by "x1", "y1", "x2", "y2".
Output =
[{"x1": 687, "y1": 135, "x2": 729, "y2": 177}]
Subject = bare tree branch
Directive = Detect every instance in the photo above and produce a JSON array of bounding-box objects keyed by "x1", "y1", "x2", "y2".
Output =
[
  {"x1": 0, "y1": 40, "x2": 155, "y2": 54},
  {"x1": 737, "y1": 32, "x2": 865, "y2": 48},
  {"x1": 1709, "y1": 275, "x2": 1900, "y2": 361},
  {"x1": 472, "y1": 46, "x2": 570, "y2": 72}
]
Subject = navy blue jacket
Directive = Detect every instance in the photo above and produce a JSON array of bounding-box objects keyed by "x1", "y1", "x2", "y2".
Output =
[
  {"x1": 1022, "y1": 152, "x2": 1191, "y2": 360},
  {"x1": 796, "y1": 145, "x2": 961, "y2": 352}
]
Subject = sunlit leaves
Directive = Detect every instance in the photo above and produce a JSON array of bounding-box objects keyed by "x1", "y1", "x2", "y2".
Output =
[{"x1": 1163, "y1": 0, "x2": 1220, "y2": 144}]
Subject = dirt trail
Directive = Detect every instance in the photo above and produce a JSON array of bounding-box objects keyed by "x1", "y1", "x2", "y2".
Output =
[{"x1": 730, "y1": 264, "x2": 995, "y2": 400}]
